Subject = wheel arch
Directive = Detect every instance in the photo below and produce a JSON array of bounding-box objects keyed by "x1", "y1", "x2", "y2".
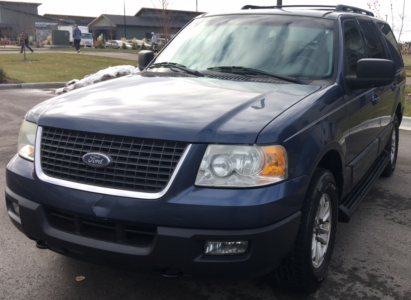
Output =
[
  {"x1": 315, "y1": 149, "x2": 344, "y2": 201},
  {"x1": 395, "y1": 102, "x2": 403, "y2": 125}
]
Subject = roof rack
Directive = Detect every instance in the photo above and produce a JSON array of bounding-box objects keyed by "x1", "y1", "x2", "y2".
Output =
[
  {"x1": 241, "y1": 4, "x2": 374, "y2": 17},
  {"x1": 335, "y1": 5, "x2": 374, "y2": 16}
]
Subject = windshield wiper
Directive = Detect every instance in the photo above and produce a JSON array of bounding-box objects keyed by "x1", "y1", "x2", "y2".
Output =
[
  {"x1": 148, "y1": 62, "x2": 204, "y2": 77},
  {"x1": 207, "y1": 66, "x2": 304, "y2": 84}
]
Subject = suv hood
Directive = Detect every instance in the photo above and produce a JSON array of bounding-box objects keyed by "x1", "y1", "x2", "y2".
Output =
[{"x1": 27, "y1": 75, "x2": 321, "y2": 144}]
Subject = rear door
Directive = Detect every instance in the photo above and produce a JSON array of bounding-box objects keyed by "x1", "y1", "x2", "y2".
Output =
[
  {"x1": 356, "y1": 18, "x2": 394, "y2": 155},
  {"x1": 342, "y1": 18, "x2": 381, "y2": 187},
  {"x1": 376, "y1": 22, "x2": 406, "y2": 128}
]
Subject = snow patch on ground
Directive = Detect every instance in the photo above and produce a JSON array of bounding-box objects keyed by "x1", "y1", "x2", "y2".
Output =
[{"x1": 56, "y1": 65, "x2": 140, "y2": 95}]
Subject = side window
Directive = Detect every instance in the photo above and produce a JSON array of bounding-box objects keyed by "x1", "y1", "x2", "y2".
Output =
[
  {"x1": 377, "y1": 22, "x2": 404, "y2": 70},
  {"x1": 358, "y1": 20, "x2": 384, "y2": 59},
  {"x1": 343, "y1": 20, "x2": 366, "y2": 76}
]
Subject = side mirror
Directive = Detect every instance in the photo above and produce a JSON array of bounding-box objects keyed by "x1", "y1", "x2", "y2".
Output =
[
  {"x1": 346, "y1": 59, "x2": 395, "y2": 90},
  {"x1": 138, "y1": 50, "x2": 154, "y2": 71}
]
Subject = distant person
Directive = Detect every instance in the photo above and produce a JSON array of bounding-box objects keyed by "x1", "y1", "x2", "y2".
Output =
[
  {"x1": 19, "y1": 30, "x2": 33, "y2": 53},
  {"x1": 151, "y1": 32, "x2": 157, "y2": 52},
  {"x1": 73, "y1": 24, "x2": 82, "y2": 53}
]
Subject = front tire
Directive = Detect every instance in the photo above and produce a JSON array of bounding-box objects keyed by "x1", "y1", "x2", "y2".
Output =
[
  {"x1": 381, "y1": 115, "x2": 399, "y2": 177},
  {"x1": 273, "y1": 168, "x2": 338, "y2": 292}
]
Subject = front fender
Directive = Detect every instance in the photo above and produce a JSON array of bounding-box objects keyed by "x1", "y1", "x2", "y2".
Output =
[{"x1": 257, "y1": 83, "x2": 348, "y2": 180}]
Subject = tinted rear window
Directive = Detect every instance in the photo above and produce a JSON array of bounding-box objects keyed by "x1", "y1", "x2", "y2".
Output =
[{"x1": 377, "y1": 23, "x2": 403, "y2": 70}]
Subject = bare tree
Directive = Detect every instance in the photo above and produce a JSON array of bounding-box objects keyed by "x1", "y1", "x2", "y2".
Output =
[
  {"x1": 368, "y1": 0, "x2": 407, "y2": 42},
  {"x1": 150, "y1": 0, "x2": 175, "y2": 40},
  {"x1": 12, "y1": 3, "x2": 36, "y2": 61},
  {"x1": 108, "y1": 25, "x2": 116, "y2": 40},
  {"x1": 367, "y1": 1, "x2": 381, "y2": 18},
  {"x1": 396, "y1": 0, "x2": 406, "y2": 43},
  {"x1": 389, "y1": 0, "x2": 395, "y2": 32}
]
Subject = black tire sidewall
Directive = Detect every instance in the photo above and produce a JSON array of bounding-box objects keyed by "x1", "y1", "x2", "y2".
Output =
[
  {"x1": 303, "y1": 169, "x2": 338, "y2": 285},
  {"x1": 382, "y1": 116, "x2": 399, "y2": 177}
]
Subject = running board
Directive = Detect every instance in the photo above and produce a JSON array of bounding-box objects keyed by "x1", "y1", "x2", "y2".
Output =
[{"x1": 338, "y1": 150, "x2": 390, "y2": 223}]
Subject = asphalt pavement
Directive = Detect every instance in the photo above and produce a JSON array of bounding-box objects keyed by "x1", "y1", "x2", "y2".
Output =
[{"x1": 1, "y1": 89, "x2": 411, "y2": 300}]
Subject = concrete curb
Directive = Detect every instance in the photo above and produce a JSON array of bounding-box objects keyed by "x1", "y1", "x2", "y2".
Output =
[
  {"x1": 400, "y1": 116, "x2": 411, "y2": 131},
  {"x1": 0, "y1": 82, "x2": 66, "y2": 90}
]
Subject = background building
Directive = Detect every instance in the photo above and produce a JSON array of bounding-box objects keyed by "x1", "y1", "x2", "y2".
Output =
[
  {"x1": 0, "y1": 1, "x2": 70, "y2": 42},
  {"x1": 88, "y1": 8, "x2": 202, "y2": 41},
  {"x1": 0, "y1": 1, "x2": 201, "y2": 44},
  {"x1": 43, "y1": 14, "x2": 95, "y2": 27}
]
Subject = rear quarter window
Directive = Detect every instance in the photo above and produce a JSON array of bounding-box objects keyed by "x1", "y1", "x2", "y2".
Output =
[{"x1": 377, "y1": 22, "x2": 404, "y2": 70}]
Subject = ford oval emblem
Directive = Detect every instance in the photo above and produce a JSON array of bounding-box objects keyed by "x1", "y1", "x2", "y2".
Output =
[{"x1": 82, "y1": 153, "x2": 112, "y2": 168}]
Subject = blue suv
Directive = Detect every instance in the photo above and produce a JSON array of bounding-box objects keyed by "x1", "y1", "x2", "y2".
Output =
[{"x1": 5, "y1": 4, "x2": 406, "y2": 291}]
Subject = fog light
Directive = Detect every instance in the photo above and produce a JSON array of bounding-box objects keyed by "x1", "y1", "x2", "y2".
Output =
[
  {"x1": 12, "y1": 202, "x2": 20, "y2": 215},
  {"x1": 204, "y1": 241, "x2": 249, "y2": 256}
]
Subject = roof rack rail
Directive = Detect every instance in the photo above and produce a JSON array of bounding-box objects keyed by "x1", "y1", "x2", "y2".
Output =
[
  {"x1": 335, "y1": 5, "x2": 374, "y2": 16},
  {"x1": 241, "y1": 5, "x2": 336, "y2": 10},
  {"x1": 241, "y1": 4, "x2": 375, "y2": 17}
]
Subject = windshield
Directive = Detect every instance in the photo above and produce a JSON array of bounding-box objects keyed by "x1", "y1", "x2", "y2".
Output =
[
  {"x1": 155, "y1": 15, "x2": 335, "y2": 80},
  {"x1": 81, "y1": 33, "x2": 92, "y2": 39}
]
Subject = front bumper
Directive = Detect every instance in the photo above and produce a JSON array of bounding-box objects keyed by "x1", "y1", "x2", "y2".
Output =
[
  {"x1": 5, "y1": 154, "x2": 308, "y2": 278},
  {"x1": 6, "y1": 187, "x2": 300, "y2": 278}
]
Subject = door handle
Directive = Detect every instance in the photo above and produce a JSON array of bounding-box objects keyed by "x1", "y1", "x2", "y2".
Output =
[
  {"x1": 371, "y1": 94, "x2": 379, "y2": 105},
  {"x1": 391, "y1": 82, "x2": 397, "y2": 91}
]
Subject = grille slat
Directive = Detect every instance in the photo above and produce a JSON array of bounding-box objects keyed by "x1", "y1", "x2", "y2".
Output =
[
  {"x1": 40, "y1": 127, "x2": 187, "y2": 193},
  {"x1": 47, "y1": 209, "x2": 156, "y2": 246}
]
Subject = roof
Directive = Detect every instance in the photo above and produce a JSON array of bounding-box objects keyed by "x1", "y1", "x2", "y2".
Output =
[
  {"x1": 44, "y1": 13, "x2": 96, "y2": 19},
  {"x1": 89, "y1": 14, "x2": 189, "y2": 28},
  {"x1": 135, "y1": 7, "x2": 204, "y2": 17},
  {"x1": 0, "y1": 1, "x2": 41, "y2": 6}
]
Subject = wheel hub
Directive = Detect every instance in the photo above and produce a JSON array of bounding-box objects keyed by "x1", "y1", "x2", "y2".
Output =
[
  {"x1": 390, "y1": 129, "x2": 396, "y2": 164},
  {"x1": 311, "y1": 193, "x2": 332, "y2": 268}
]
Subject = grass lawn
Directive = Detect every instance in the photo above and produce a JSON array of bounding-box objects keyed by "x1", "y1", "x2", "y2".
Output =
[
  {"x1": 0, "y1": 46, "x2": 143, "y2": 54},
  {"x1": 403, "y1": 54, "x2": 411, "y2": 77},
  {"x1": 46, "y1": 47, "x2": 141, "y2": 54},
  {"x1": 403, "y1": 54, "x2": 411, "y2": 67},
  {"x1": 0, "y1": 53, "x2": 137, "y2": 83},
  {"x1": 404, "y1": 86, "x2": 411, "y2": 117}
]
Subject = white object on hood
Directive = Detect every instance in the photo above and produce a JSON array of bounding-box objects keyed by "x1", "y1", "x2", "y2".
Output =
[{"x1": 56, "y1": 65, "x2": 140, "y2": 95}]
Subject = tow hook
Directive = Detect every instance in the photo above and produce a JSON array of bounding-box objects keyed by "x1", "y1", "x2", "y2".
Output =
[
  {"x1": 161, "y1": 268, "x2": 183, "y2": 278},
  {"x1": 36, "y1": 240, "x2": 49, "y2": 250}
]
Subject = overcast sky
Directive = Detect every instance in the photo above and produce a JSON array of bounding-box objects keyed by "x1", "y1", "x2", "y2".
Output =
[{"x1": 6, "y1": 0, "x2": 411, "y2": 41}]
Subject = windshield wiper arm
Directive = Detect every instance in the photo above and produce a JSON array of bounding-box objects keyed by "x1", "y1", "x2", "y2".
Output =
[
  {"x1": 149, "y1": 62, "x2": 204, "y2": 77},
  {"x1": 207, "y1": 66, "x2": 304, "y2": 84}
]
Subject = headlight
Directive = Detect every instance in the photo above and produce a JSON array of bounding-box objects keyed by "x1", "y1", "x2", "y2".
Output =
[
  {"x1": 18, "y1": 120, "x2": 37, "y2": 161},
  {"x1": 195, "y1": 145, "x2": 287, "y2": 187}
]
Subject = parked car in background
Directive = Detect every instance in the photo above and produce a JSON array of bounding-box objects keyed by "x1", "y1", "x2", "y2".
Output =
[
  {"x1": 134, "y1": 39, "x2": 150, "y2": 48},
  {"x1": 6, "y1": 4, "x2": 406, "y2": 293},
  {"x1": 105, "y1": 40, "x2": 120, "y2": 49}
]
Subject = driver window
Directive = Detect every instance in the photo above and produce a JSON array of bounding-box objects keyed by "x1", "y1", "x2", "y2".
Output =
[{"x1": 343, "y1": 21, "x2": 366, "y2": 76}]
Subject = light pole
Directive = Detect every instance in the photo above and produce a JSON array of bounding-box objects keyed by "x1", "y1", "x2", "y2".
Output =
[
  {"x1": 196, "y1": 0, "x2": 198, "y2": 12},
  {"x1": 124, "y1": 0, "x2": 126, "y2": 38},
  {"x1": 277, "y1": 0, "x2": 282, "y2": 6}
]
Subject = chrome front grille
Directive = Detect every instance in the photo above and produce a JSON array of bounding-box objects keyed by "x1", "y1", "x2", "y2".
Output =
[{"x1": 40, "y1": 127, "x2": 188, "y2": 194}]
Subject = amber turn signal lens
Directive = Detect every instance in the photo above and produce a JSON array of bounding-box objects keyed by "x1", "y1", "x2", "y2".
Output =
[{"x1": 259, "y1": 146, "x2": 287, "y2": 177}]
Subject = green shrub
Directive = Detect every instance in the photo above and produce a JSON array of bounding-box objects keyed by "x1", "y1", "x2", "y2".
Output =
[
  {"x1": 140, "y1": 38, "x2": 147, "y2": 50},
  {"x1": 132, "y1": 38, "x2": 137, "y2": 50},
  {"x1": 96, "y1": 36, "x2": 105, "y2": 49},
  {"x1": 0, "y1": 68, "x2": 7, "y2": 83}
]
